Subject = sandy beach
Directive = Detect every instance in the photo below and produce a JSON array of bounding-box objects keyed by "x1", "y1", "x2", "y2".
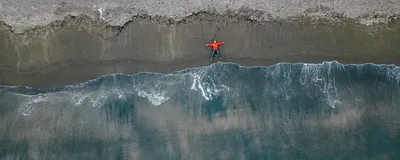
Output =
[
  {"x1": 1, "y1": 1, "x2": 400, "y2": 159},
  {"x1": 0, "y1": 1, "x2": 400, "y2": 88}
]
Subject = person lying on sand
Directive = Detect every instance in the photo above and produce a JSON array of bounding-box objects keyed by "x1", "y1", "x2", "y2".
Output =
[{"x1": 206, "y1": 40, "x2": 225, "y2": 61}]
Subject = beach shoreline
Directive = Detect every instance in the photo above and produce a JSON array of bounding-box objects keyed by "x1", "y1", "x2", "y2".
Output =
[
  {"x1": 2, "y1": 54, "x2": 400, "y2": 89},
  {"x1": 1, "y1": 3, "x2": 400, "y2": 88}
]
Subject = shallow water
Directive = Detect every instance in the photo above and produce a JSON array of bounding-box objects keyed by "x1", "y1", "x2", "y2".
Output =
[{"x1": 0, "y1": 61, "x2": 399, "y2": 160}]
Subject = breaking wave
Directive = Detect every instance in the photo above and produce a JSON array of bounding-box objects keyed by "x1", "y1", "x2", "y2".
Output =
[{"x1": 2, "y1": 61, "x2": 400, "y2": 114}]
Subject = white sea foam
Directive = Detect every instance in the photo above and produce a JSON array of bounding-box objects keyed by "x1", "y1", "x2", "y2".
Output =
[
  {"x1": 298, "y1": 62, "x2": 343, "y2": 108},
  {"x1": 89, "y1": 91, "x2": 109, "y2": 108},
  {"x1": 18, "y1": 94, "x2": 49, "y2": 116},
  {"x1": 135, "y1": 88, "x2": 170, "y2": 106},
  {"x1": 190, "y1": 71, "x2": 230, "y2": 101},
  {"x1": 131, "y1": 76, "x2": 177, "y2": 106},
  {"x1": 14, "y1": 86, "x2": 131, "y2": 116},
  {"x1": 385, "y1": 66, "x2": 400, "y2": 83},
  {"x1": 266, "y1": 64, "x2": 295, "y2": 100},
  {"x1": 72, "y1": 92, "x2": 89, "y2": 106},
  {"x1": 10, "y1": 61, "x2": 400, "y2": 116}
]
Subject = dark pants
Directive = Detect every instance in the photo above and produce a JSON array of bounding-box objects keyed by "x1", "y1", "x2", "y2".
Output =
[{"x1": 210, "y1": 49, "x2": 222, "y2": 60}]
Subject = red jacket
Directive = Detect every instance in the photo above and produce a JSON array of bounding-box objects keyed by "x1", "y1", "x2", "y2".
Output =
[{"x1": 206, "y1": 41, "x2": 225, "y2": 50}]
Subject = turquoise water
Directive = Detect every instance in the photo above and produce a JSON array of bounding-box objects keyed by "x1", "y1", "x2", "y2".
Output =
[{"x1": 0, "y1": 61, "x2": 399, "y2": 159}]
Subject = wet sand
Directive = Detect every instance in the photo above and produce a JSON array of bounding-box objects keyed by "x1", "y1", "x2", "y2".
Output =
[{"x1": 0, "y1": 2, "x2": 400, "y2": 88}]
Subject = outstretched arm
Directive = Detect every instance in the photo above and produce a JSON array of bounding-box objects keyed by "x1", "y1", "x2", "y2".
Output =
[{"x1": 218, "y1": 42, "x2": 225, "y2": 45}]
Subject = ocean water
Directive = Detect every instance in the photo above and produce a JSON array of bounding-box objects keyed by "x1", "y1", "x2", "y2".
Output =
[{"x1": 0, "y1": 61, "x2": 399, "y2": 160}]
